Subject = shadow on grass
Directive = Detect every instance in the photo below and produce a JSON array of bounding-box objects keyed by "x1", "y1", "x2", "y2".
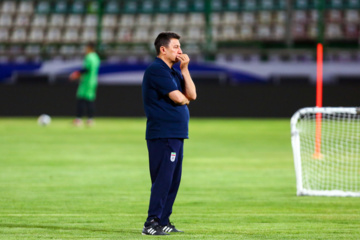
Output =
[{"x1": 0, "y1": 223, "x2": 138, "y2": 234}]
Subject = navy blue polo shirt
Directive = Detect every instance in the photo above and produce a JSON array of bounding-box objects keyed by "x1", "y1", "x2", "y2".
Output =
[{"x1": 142, "y1": 57, "x2": 190, "y2": 140}]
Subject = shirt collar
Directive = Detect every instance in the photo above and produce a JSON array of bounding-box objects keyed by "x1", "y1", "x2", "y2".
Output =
[{"x1": 155, "y1": 57, "x2": 176, "y2": 73}]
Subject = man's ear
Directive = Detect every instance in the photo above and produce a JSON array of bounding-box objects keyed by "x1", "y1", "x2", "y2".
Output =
[{"x1": 160, "y1": 46, "x2": 166, "y2": 55}]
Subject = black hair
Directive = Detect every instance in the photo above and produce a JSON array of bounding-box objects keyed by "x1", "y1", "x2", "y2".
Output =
[
  {"x1": 86, "y1": 41, "x2": 96, "y2": 50},
  {"x1": 154, "y1": 32, "x2": 181, "y2": 55}
]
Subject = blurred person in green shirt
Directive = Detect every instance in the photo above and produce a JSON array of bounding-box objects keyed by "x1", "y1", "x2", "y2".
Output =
[{"x1": 69, "y1": 42, "x2": 100, "y2": 127}]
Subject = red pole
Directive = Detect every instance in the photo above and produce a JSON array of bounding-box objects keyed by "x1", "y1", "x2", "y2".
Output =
[
  {"x1": 316, "y1": 43, "x2": 323, "y2": 108},
  {"x1": 314, "y1": 43, "x2": 323, "y2": 159}
]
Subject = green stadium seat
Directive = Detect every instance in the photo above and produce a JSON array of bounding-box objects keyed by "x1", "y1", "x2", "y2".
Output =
[
  {"x1": 104, "y1": 1, "x2": 120, "y2": 14},
  {"x1": 36, "y1": 1, "x2": 51, "y2": 14},
  {"x1": 211, "y1": 0, "x2": 223, "y2": 11},
  {"x1": 327, "y1": 0, "x2": 343, "y2": 8},
  {"x1": 87, "y1": 1, "x2": 99, "y2": 13},
  {"x1": 242, "y1": 0, "x2": 257, "y2": 11},
  {"x1": 141, "y1": 0, "x2": 154, "y2": 13},
  {"x1": 261, "y1": 0, "x2": 275, "y2": 10},
  {"x1": 71, "y1": 0, "x2": 85, "y2": 14},
  {"x1": 311, "y1": 0, "x2": 323, "y2": 8},
  {"x1": 294, "y1": 0, "x2": 309, "y2": 9},
  {"x1": 278, "y1": 0, "x2": 286, "y2": 9},
  {"x1": 54, "y1": 0, "x2": 68, "y2": 13},
  {"x1": 347, "y1": 0, "x2": 360, "y2": 8},
  {"x1": 225, "y1": 0, "x2": 240, "y2": 11},
  {"x1": 157, "y1": 0, "x2": 171, "y2": 13},
  {"x1": 325, "y1": 0, "x2": 345, "y2": 9},
  {"x1": 123, "y1": 0, "x2": 138, "y2": 13},
  {"x1": 191, "y1": 0, "x2": 205, "y2": 12},
  {"x1": 174, "y1": 0, "x2": 189, "y2": 12}
]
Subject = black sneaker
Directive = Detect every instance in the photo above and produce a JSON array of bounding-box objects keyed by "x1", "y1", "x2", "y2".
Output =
[
  {"x1": 162, "y1": 222, "x2": 184, "y2": 233},
  {"x1": 142, "y1": 219, "x2": 169, "y2": 236}
]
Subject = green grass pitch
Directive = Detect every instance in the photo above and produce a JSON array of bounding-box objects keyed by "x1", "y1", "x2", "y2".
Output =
[{"x1": 0, "y1": 118, "x2": 359, "y2": 239}]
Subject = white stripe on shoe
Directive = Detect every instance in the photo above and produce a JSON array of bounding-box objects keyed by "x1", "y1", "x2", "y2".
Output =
[
  {"x1": 163, "y1": 226, "x2": 173, "y2": 233},
  {"x1": 148, "y1": 228, "x2": 155, "y2": 235}
]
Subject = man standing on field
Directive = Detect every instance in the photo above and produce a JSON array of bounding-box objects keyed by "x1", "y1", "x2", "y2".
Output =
[
  {"x1": 141, "y1": 32, "x2": 197, "y2": 235},
  {"x1": 69, "y1": 42, "x2": 100, "y2": 127}
]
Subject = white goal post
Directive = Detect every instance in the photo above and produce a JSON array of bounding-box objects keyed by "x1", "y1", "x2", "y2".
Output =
[{"x1": 291, "y1": 107, "x2": 360, "y2": 197}]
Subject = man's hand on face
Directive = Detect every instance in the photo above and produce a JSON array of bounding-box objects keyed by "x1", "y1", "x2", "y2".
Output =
[{"x1": 176, "y1": 54, "x2": 190, "y2": 71}]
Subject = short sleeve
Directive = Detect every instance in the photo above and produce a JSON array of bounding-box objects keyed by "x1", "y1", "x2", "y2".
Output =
[{"x1": 149, "y1": 66, "x2": 178, "y2": 96}]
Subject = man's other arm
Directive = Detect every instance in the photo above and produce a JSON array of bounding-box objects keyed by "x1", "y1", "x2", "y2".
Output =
[{"x1": 168, "y1": 90, "x2": 190, "y2": 105}]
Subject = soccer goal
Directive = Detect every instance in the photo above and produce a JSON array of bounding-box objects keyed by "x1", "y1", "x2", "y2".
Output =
[{"x1": 291, "y1": 107, "x2": 360, "y2": 197}]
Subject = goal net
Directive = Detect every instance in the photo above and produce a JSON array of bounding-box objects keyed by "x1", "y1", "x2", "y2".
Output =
[{"x1": 291, "y1": 107, "x2": 360, "y2": 197}]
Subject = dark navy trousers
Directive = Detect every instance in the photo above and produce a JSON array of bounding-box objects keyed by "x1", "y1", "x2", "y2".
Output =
[
  {"x1": 76, "y1": 98, "x2": 95, "y2": 119},
  {"x1": 146, "y1": 138, "x2": 184, "y2": 226}
]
